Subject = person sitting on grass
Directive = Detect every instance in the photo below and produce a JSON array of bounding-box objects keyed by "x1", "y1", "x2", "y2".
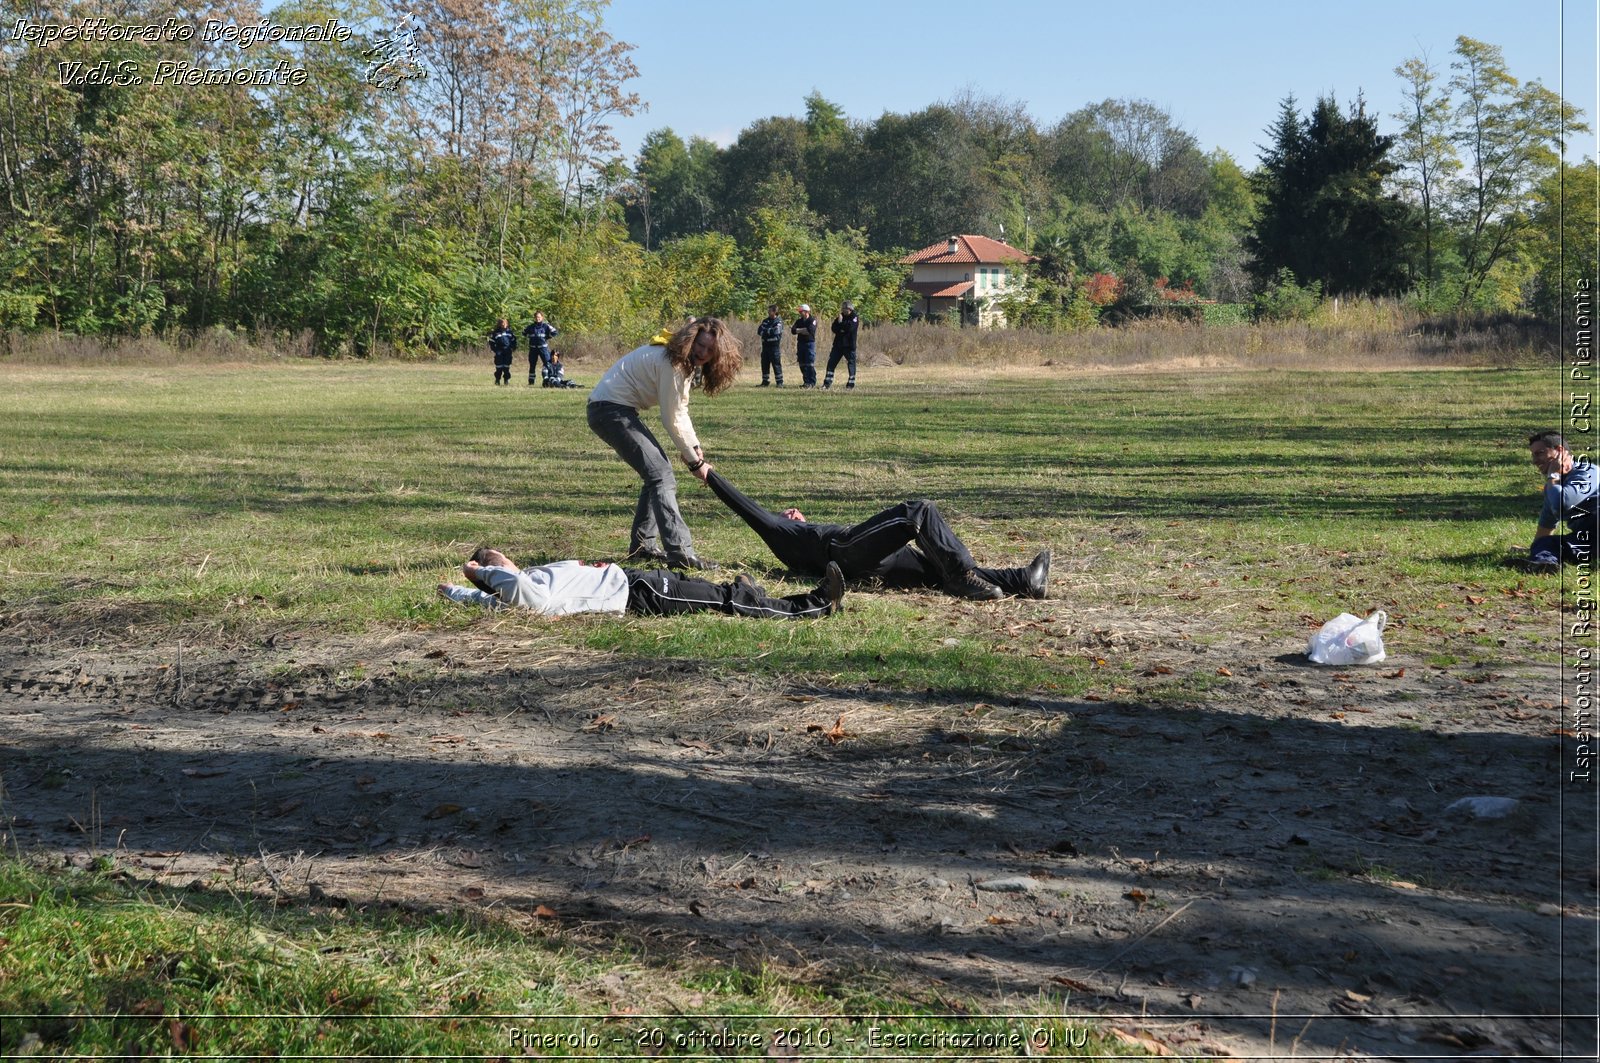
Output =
[
  {"x1": 542, "y1": 351, "x2": 580, "y2": 389},
  {"x1": 701, "y1": 469, "x2": 1050, "y2": 601},
  {"x1": 1528, "y1": 430, "x2": 1596, "y2": 568},
  {"x1": 438, "y1": 547, "x2": 844, "y2": 620}
]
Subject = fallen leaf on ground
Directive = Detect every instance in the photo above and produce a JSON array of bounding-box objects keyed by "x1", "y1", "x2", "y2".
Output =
[
  {"x1": 820, "y1": 715, "x2": 850, "y2": 744},
  {"x1": 1109, "y1": 1028, "x2": 1173, "y2": 1056},
  {"x1": 533, "y1": 904, "x2": 557, "y2": 918}
]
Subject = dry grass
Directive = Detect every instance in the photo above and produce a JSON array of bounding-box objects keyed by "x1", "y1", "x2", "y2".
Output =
[
  {"x1": 862, "y1": 312, "x2": 1556, "y2": 370},
  {"x1": 0, "y1": 326, "x2": 318, "y2": 365},
  {"x1": 1, "y1": 300, "x2": 1557, "y2": 371}
]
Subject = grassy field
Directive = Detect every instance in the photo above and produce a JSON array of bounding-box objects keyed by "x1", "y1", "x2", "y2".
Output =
[
  {"x1": 0, "y1": 361, "x2": 1561, "y2": 685},
  {"x1": 0, "y1": 358, "x2": 1576, "y2": 1059},
  {"x1": 0, "y1": 361, "x2": 1560, "y2": 673}
]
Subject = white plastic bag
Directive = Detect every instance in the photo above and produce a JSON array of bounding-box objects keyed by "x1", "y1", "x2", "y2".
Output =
[{"x1": 1307, "y1": 610, "x2": 1387, "y2": 666}]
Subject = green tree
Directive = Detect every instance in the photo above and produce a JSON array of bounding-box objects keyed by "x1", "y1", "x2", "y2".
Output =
[
  {"x1": 713, "y1": 116, "x2": 811, "y2": 240},
  {"x1": 657, "y1": 231, "x2": 741, "y2": 319},
  {"x1": 1524, "y1": 160, "x2": 1599, "y2": 320},
  {"x1": 1045, "y1": 98, "x2": 1209, "y2": 217},
  {"x1": 1445, "y1": 35, "x2": 1589, "y2": 309},
  {"x1": 848, "y1": 105, "x2": 998, "y2": 250},
  {"x1": 804, "y1": 90, "x2": 848, "y2": 142},
  {"x1": 629, "y1": 129, "x2": 719, "y2": 247},
  {"x1": 738, "y1": 208, "x2": 906, "y2": 322},
  {"x1": 1392, "y1": 53, "x2": 1461, "y2": 302},
  {"x1": 1204, "y1": 150, "x2": 1256, "y2": 231},
  {"x1": 1247, "y1": 94, "x2": 1415, "y2": 296}
]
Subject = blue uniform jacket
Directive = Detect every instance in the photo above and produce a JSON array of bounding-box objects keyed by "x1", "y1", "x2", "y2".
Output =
[
  {"x1": 523, "y1": 320, "x2": 559, "y2": 350},
  {"x1": 489, "y1": 327, "x2": 517, "y2": 360},
  {"x1": 757, "y1": 315, "x2": 784, "y2": 351},
  {"x1": 1539, "y1": 459, "x2": 1598, "y2": 531}
]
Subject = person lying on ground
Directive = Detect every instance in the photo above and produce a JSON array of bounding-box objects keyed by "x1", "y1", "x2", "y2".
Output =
[
  {"x1": 1528, "y1": 431, "x2": 1596, "y2": 568},
  {"x1": 437, "y1": 547, "x2": 844, "y2": 619},
  {"x1": 702, "y1": 468, "x2": 1050, "y2": 601}
]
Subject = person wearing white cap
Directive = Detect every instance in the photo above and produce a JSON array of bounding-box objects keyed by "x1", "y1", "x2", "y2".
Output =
[{"x1": 790, "y1": 304, "x2": 819, "y2": 387}]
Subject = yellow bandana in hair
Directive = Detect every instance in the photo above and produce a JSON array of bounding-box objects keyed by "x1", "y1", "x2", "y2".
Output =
[{"x1": 648, "y1": 327, "x2": 674, "y2": 346}]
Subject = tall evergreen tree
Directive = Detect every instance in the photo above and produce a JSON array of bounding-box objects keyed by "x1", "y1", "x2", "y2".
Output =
[{"x1": 1247, "y1": 94, "x2": 1415, "y2": 296}]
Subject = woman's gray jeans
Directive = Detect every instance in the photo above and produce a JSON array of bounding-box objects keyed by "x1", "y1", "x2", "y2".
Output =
[{"x1": 586, "y1": 400, "x2": 694, "y2": 555}]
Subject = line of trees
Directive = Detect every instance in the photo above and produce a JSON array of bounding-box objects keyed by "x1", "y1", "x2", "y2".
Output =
[{"x1": 0, "y1": 4, "x2": 1591, "y2": 351}]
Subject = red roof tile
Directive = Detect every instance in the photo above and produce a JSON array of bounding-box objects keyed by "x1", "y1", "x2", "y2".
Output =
[
  {"x1": 900, "y1": 234, "x2": 1033, "y2": 265},
  {"x1": 904, "y1": 279, "x2": 974, "y2": 298}
]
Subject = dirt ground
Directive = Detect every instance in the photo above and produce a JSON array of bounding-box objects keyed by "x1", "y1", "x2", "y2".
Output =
[{"x1": 2, "y1": 591, "x2": 1595, "y2": 1061}]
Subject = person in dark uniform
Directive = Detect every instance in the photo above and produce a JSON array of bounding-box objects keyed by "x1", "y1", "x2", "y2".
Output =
[
  {"x1": 488, "y1": 318, "x2": 516, "y2": 385},
  {"x1": 756, "y1": 304, "x2": 785, "y2": 387},
  {"x1": 702, "y1": 468, "x2": 1051, "y2": 601},
  {"x1": 824, "y1": 300, "x2": 859, "y2": 390},
  {"x1": 523, "y1": 311, "x2": 559, "y2": 385},
  {"x1": 790, "y1": 304, "x2": 819, "y2": 388},
  {"x1": 542, "y1": 351, "x2": 581, "y2": 388}
]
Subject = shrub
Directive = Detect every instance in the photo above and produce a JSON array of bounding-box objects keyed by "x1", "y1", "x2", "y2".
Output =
[
  {"x1": 0, "y1": 291, "x2": 43, "y2": 330},
  {"x1": 1202, "y1": 303, "x2": 1249, "y2": 327},
  {"x1": 1252, "y1": 269, "x2": 1322, "y2": 322}
]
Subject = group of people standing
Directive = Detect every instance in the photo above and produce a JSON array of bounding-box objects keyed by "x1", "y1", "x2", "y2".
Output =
[
  {"x1": 757, "y1": 302, "x2": 859, "y2": 389},
  {"x1": 488, "y1": 312, "x2": 564, "y2": 387},
  {"x1": 443, "y1": 316, "x2": 1049, "y2": 621}
]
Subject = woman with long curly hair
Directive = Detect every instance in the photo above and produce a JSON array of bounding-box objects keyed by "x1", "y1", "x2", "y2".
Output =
[{"x1": 586, "y1": 317, "x2": 743, "y2": 569}]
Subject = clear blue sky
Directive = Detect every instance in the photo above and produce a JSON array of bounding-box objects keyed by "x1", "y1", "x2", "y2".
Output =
[{"x1": 601, "y1": 0, "x2": 1598, "y2": 170}]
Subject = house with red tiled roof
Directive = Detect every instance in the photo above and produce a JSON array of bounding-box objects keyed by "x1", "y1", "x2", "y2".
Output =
[{"x1": 900, "y1": 234, "x2": 1034, "y2": 327}]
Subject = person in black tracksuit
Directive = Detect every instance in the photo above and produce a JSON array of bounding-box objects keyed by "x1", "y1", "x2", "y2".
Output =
[
  {"x1": 523, "y1": 311, "x2": 559, "y2": 385},
  {"x1": 756, "y1": 305, "x2": 785, "y2": 387},
  {"x1": 703, "y1": 468, "x2": 1051, "y2": 601},
  {"x1": 790, "y1": 304, "x2": 818, "y2": 387},
  {"x1": 488, "y1": 318, "x2": 516, "y2": 385},
  {"x1": 824, "y1": 300, "x2": 859, "y2": 389}
]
